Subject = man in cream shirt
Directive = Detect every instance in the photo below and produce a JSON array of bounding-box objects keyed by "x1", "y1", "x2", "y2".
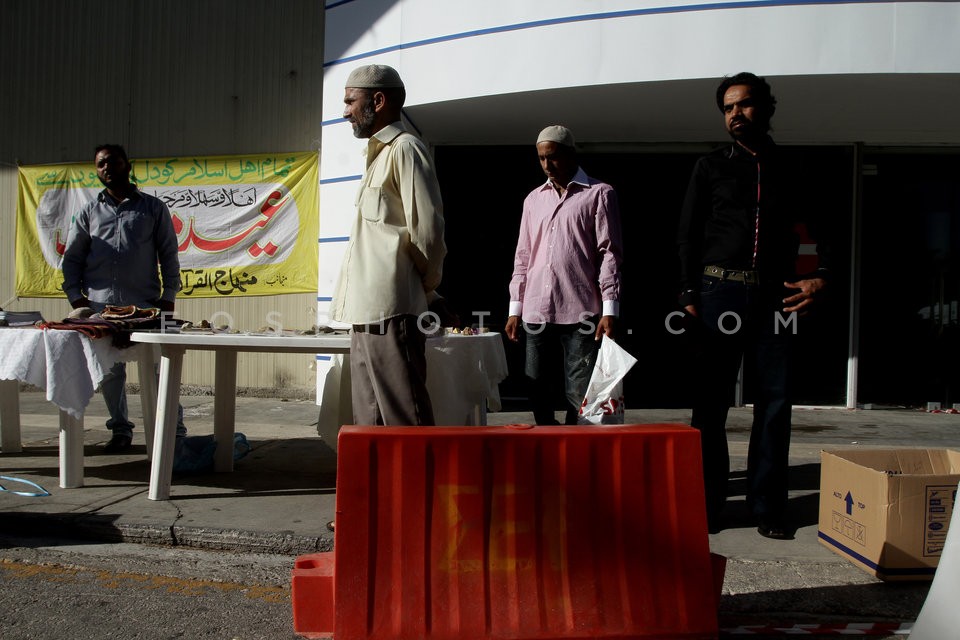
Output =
[{"x1": 331, "y1": 64, "x2": 447, "y2": 426}]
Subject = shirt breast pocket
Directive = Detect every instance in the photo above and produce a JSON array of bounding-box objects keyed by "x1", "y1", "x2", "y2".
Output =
[
  {"x1": 122, "y1": 213, "x2": 157, "y2": 245},
  {"x1": 357, "y1": 186, "x2": 384, "y2": 222}
]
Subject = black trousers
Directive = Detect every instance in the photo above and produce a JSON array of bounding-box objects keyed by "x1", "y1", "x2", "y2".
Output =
[{"x1": 691, "y1": 278, "x2": 794, "y2": 523}]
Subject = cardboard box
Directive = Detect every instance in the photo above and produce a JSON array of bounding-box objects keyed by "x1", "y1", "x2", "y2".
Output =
[{"x1": 819, "y1": 448, "x2": 960, "y2": 581}]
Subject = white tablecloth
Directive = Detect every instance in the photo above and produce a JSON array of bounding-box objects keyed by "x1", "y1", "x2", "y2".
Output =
[
  {"x1": 0, "y1": 327, "x2": 140, "y2": 419},
  {"x1": 423, "y1": 332, "x2": 509, "y2": 422},
  {"x1": 316, "y1": 332, "x2": 509, "y2": 443}
]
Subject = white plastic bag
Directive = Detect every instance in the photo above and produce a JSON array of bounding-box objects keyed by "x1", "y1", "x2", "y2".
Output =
[{"x1": 577, "y1": 335, "x2": 638, "y2": 425}]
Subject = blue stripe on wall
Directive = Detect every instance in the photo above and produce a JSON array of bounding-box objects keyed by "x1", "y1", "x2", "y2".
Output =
[
  {"x1": 320, "y1": 174, "x2": 362, "y2": 185},
  {"x1": 318, "y1": 236, "x2": 350, "y2": 243},
  {"x1": 324, "y1": 0, "x2": 898, "y2": 67}
]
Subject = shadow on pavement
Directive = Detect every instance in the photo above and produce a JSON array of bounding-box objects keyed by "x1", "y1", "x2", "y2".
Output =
[
  {"x1": 0, "y1": 512, "x2": 127, "y2": 544},
  {"x1": 721, "y1": 580, "x2": 930, "y2": 622}
]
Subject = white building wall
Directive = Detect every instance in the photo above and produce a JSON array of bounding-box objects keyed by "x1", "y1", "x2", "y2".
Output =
[
  {"x1": 323, "y1": 1, "x2": 960, "y2": 109},
  {"x1": 319, "y1": 0, "x2": 960, "y2": 404},
  {"x1": 319, "y1": 0, "x2": 960, "y2": 316}
]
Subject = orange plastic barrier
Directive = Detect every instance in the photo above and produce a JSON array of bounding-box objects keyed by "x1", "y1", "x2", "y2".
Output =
[
  {"x1": 292, "y1": 552, "x2": 335, "y2": 639},
  {"x1": 293, "y1": 424, "x2": 721, "y2": 639}
]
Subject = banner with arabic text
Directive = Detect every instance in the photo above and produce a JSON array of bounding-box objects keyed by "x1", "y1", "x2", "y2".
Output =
[{"x1": 16, "y1": 152, "x2": 319, "y2": 298}]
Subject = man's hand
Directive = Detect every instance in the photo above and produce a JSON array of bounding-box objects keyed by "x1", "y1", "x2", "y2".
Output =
[
  {"x1": 595, "y1": 315, "x2": 615, "y2": 340},
  {"x1": 158, "y1": 299, "x2": 175, "y2": 313},
  {"x1": 683, "y1": 304, "x2": 698, "y2": 318},
  {"x1": 70, "y1": 297, "x2": 91, "y2": 310},
  {"x1": 783, "y1": 277, "x2": 826, "y2": 315},
  {"x1": 505, "y1": 315, "x2": 521, "y2": 342}
]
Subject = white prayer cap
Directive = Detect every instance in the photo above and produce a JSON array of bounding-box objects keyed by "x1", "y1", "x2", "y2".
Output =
[
  {"x1": 345, "y1": 64, "x2": 405, "y2": 89},
  {"x1": 536, "y1": 125, "x2": 575, "y2": 148}
]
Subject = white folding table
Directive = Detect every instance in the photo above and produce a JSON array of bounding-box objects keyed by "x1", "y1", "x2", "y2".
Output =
[
  {"x1": 0, "y1": 327, "x2": 156, "y2": 488},
  {"x1": 130, "y1": 330, "x2": 509, "y2": 501},
  {"x1": 131, "y1": 332, "x2": 352, "y2": 500}
]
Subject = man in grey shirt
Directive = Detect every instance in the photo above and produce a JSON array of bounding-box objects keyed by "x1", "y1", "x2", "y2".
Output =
[{"x1": 61, "y1": 144, "x2": 185, "y2": 453}]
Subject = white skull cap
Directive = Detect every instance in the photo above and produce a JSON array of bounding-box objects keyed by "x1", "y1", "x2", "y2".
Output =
[
  {"x1": 537, "y1": 125, "x2": 575, "y2": 147},
  {"x1": 345, "y1": 64, "x2": 405, "y2": 89}
]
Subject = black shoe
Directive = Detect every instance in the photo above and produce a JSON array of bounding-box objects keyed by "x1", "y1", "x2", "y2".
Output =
[
  {"x1": 757, "y1": 517, "x2": 792, "y2": 540},
  {"x1": 103, "y1": 433, "x2": 132, "y2": 454}
]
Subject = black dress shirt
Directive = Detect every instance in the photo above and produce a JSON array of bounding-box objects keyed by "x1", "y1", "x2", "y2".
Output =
[{"x1": 676, "y1": 138, "x2": 832, "y2": 306}]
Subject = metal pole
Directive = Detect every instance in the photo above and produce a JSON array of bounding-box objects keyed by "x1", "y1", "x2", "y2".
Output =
[{"x1": 846, "y1": 143, "x2": 864, "y2": 409}]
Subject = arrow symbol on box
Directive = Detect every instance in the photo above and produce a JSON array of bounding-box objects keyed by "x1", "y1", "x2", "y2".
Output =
[{"x1": 845, "y1": 492, "x2": 854, "y2": 515}]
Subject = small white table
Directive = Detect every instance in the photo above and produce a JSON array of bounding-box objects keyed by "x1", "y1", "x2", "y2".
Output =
[
  {"x1": 131, "y1": 332, "x2": 352, "y2": 500},
  {"x1": 0, "y1": 327, "x2": 156, "y2": 488},
  {"x1": 130, "y1": 330, "x2": 509, "y2": 501}
]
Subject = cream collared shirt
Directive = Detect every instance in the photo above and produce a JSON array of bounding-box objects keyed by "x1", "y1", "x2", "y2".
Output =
[{"x1": 331, "y1": 122, "x2": 446, "y2": 324}]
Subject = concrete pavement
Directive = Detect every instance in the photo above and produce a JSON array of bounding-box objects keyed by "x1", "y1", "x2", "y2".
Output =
[{"x1": 2, "y1": 389, "x2": 958, "y2": 636}]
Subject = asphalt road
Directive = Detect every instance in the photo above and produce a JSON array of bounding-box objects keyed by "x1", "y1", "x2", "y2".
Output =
[
  {"x1": 4, "y1": 394, "x2": 959, "y2": 638},
  {"x1": 0, "y1": 535, "x2": 301, "y2": 640}
]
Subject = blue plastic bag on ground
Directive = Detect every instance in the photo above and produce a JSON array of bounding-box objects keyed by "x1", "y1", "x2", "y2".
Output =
[{"x1": 173, "y1": 433, "x2": 250, "y2": 474}]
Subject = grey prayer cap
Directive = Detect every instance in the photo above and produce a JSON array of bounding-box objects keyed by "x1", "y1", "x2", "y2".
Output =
[
  {"x1": 537, "y1": 125, "x2": 575, "y2": 148},
  {"x1": 345, "y1": 64, "x2": 405, "y2": 89}
]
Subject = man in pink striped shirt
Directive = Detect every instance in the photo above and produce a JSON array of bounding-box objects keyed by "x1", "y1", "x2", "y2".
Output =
[{"x1": 505, "y1": 126, "x2": 624, "y2": 425}]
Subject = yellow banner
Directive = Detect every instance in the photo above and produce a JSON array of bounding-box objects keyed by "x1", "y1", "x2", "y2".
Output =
[{"x1": 16, "y1": 152, "x2": 319, "y2": 298}]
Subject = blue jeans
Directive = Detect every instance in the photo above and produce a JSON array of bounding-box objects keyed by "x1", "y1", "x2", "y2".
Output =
[
  {"x1": 102, "y1": 362, "x2": 187, "y2": 438},
  {"x1": 524, "y1": 319, "x2": 599, "y2": 425},
  {"x1": 691, "y1": 278, "x2": 793, "y2": 522}
]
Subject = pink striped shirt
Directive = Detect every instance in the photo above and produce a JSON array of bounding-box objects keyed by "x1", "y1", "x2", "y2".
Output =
[{"x1": 509, "y1": 168, "x2": 623, "y2": 325}]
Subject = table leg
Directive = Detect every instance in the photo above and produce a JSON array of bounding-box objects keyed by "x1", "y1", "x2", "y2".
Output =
[
  {"x1": 148, "y1": 346, "x2": 185, "y2": 501},
  {"x1": 339, "y1": 354, "x2": 353, "y2": 426},
  {"x1": 0, "y1": 379, "x2": 23, "y2": 453},
  {"x1": 137, "y1": 344, "x2": 159, "y2": 459},
  {"x1": 59, "y1": 409, "x2": 84, "y2": 488},
  {"x1": 472, "y1": 402, "x2": 488, "y2": 426},
  {"x1": 213, "y1": 350, "x2": 238, "y2": 472}
]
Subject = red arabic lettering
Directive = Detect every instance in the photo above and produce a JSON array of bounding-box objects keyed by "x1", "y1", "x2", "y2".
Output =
[
  {"x1": 174, "y1": 193, "x2": 286, "y2": 253},
  {"x1": 55, "y1": 228, "x2": 67, "y2": 256},
  {"x1": 248, "y1": 241, "x2": 279, "y2": 258},
  {"x1": 260, "y1": 190, "x2": 288, "y2": 216}
]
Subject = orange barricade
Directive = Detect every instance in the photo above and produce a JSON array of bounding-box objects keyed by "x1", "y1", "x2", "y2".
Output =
[
  {"x1": 292, "y1": 552, "x2": 336, "y2": 639},
  {"x1": 293, "y1": 424, "x2": 722, "y2": 639}
]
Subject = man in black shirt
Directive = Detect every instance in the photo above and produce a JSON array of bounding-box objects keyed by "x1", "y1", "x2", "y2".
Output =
[{"x1": 677, "y1": 72, "x2": 831, "y2": 539}]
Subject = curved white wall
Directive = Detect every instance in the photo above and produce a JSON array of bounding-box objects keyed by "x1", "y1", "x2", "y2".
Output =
[
  {"x1": 318, "y1": 0, "x2": 960, "y2": 321},
  {"x1": 324, "y1": 1, "x2": 960, "y2": 108}
]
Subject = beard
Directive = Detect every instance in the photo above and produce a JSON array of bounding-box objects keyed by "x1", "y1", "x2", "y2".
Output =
[
  {"x1": 351, "y1": 100, "x2": 377, "y2": 138},
  {"x1": 97, "y1": 171, "x2": 128, "y2": 191},
  {"x1": 727, "y1": 117, "x2": 768, "y2": 145}
]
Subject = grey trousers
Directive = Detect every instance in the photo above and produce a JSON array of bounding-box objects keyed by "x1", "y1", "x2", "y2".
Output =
[{"x1": 350, "y1": 314, "x2": 435, "y2": 426}]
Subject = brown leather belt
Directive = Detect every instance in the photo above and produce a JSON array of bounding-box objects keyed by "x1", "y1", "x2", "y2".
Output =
[{"x1": 704, "y1": 265, "x2": 760, "y2": 285}]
